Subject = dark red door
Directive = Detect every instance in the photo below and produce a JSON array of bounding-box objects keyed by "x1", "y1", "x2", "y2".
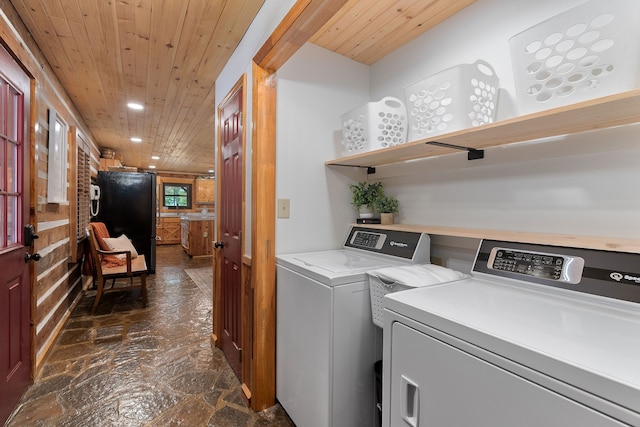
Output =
[
  {"x1": 0, "y1": 44, "x2": 32, "y2": 425},
  {"x1": 218, "y1": 87, "x2": 243, "y2": 378}
]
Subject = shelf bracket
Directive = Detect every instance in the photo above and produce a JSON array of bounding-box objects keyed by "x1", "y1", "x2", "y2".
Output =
[
  {"x1": 426, "y1": 141, "x2": 484, "y2": 160},
  {"x1": 329, "y1": 164, "x2": 376, "y2": 174}
]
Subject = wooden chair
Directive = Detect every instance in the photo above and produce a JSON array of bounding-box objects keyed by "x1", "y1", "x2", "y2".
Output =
[{"x1": 87, "y1": 223, "x2": 148, "y2": 313}]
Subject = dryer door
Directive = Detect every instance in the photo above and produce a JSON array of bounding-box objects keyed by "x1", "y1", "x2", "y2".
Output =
[{"x1": 386, "y1": 322, "x2": 625, "y2": 427}]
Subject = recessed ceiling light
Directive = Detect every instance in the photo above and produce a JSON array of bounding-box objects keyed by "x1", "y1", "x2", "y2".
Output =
[
  {"x1": 151, "y1": 155, "x2": 160, "y2": 160},
  {"x1": 127, "y1": 102, "x2": 144, "y2": 110},
  {"x1": 130, "y1": 137, "x2": 142, "y2": 142},
  {"x1": 208, "y1": 169, "x2": 214, "y2": 173},
  {"x1": 149, "y1": 165, "x2": 156, "y2": 169}
]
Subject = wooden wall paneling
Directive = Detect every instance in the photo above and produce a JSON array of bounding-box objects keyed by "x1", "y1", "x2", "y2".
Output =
[
  {"x1": 34, "y1": 268, "x2": 82, "y2": 368},
  {"x1": 0, "y1": 0, "x2": 104, "y2": 378},
  {"x1": 249, "y1": 62, "x2": 277, "y2": 410},
  {"x1": 2, "y1": 4, "x2": 83, "y2": 370}
]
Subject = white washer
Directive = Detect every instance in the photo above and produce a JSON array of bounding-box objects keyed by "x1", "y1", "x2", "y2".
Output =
[
  {"x1": 276, "y1": 227, "x2": 431, "y2": 427},
  {"x1": 383, "y1": 240, "x2": 640, "y2": 427}
]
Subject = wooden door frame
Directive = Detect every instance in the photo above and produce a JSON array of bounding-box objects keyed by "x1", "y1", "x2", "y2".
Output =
[{"x1": 246, "y1": 0, "x2": 350, "y2": 411}]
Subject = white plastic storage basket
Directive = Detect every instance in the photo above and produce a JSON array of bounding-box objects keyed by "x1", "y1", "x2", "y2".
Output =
[
  {"x1": 368, "y1": 264, "x2": 468, "y2": 328},
  {"x1": 340, "y1": 96, "x2": 407, "y2": 156},
  {"x1": 510, "y1": 0, "x2": 640, "y2": 115},
  {"x1": 404, "y1": 60, "x2": 499, "y2": 142}
]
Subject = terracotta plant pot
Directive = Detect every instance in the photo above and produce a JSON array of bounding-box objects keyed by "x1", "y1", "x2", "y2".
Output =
[{"x1": 380, "y1": 212, "x2": 394, "y2": 225}]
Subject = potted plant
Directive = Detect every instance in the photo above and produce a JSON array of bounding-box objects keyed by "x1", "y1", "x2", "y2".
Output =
[
  {"x1": 374, "y1": 194, "x2": 399, "y2": 225},
  {"x1": 350, "y1": 181, "x2": 383, "y2": 218}
]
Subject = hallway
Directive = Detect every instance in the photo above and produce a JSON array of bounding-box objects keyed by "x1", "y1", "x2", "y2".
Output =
[{"x1": 6, "y1": 245, "x2": 294, "y2": 426}]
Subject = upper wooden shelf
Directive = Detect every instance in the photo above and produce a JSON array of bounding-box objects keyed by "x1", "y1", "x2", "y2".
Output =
[
  {"x1": 326, "y1": 89, "x2": 640, "y2": 168},
  {"x1": 354, "y1": 223, "x2": 640, "y2": 254}
]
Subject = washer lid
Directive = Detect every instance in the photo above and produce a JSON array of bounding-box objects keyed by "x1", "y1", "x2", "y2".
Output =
[
  {"x1": 277, "y1": 250, "x2": 407, "y2": 286},
  {"x1": 293, "y1": 251, "x2": 397, "y2": 273},
  {"x1": 385, "y1": 278, "x2": 640, "y2": 416}
]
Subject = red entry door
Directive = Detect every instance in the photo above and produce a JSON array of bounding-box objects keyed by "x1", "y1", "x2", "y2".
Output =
[
  {"x1": 218, "y1": 87, "x2": 243, "y2": 378},
  {"x1": 0, "y1": 44, "x2": 32, "y2": 425}
]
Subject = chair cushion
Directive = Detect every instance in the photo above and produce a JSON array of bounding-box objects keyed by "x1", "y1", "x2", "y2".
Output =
[
  {"x1": 103, "y1": 234, "x2": 139, "y2": 260},
  {"x1": 102, "y1": 255, "x2": 147, "y2": 275}
]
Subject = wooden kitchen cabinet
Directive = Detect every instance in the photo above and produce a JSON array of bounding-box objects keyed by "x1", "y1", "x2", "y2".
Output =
[
  {"x1": 181, "y1": 218, "x2": 214, "y2": 256},
  {"x1": 99, "y1": 158, "x2": 122, "y2": 171},
  {"x1": 195, "y1": 179, "x2": 215, "y2": 204},
  {"x1": 157, "y1": 217, "x2": 181, "y2": 245}
]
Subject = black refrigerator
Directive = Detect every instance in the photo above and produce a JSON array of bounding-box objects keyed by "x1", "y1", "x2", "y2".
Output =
[{"x1": 94, "y1": 171, "x2": 157, "y2": 274}]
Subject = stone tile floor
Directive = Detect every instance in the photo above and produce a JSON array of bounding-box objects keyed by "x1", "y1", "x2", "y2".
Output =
[{"x1": 6, "y1": 245, "x2": 295, "y2": 427}]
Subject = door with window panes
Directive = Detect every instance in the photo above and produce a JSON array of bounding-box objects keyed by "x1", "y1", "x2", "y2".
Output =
[{"x1": 0, "y1": 44, "x2": 32, "y2": 425}]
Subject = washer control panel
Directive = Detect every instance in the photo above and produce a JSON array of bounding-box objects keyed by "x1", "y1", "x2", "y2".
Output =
[
  {"x1": 343, "y1": 227, "x2": 431, "y2": 262},
  {"x1": 350, "y1": 230, "x2": 386, "y2": 250},
  {"x1": 488, "y1": 248, "x2": 585, "y2": 284}
]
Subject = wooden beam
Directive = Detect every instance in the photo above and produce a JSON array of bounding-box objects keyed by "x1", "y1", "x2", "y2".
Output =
[
  {"x1": 253, "y1": 0, "x2": 350, "y2": 70},
  {"x1": 249, "y1": 61, "x2": 277, "y2": 410}
]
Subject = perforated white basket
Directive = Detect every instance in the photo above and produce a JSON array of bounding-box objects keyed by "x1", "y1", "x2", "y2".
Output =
[
  {"x1": 369, "y1": 275, "x2": 412, "y2": 328},
  {"x1": 404, "y1": 60, "x2": 500, "y2": 142},
  {"x1": 510, "y1": 0, "x2": 640, "y2": 114},
  {"x1": 340, "y1": 97, "x2": 407, "y2": 156}
]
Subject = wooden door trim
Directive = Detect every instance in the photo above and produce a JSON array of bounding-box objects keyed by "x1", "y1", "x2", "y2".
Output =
[
  {"x1": 213, "y1": 74, "x2": 247, "y2": 348},
  {"x1": 247, "y1": 62, "x2": 277, "y2": 411},
  {"x1": 246, "y1": 0, "x2": 351, "y2": 412},
  {"x1": 253, "y1": 0, "x2": 350, "y2": 70}
]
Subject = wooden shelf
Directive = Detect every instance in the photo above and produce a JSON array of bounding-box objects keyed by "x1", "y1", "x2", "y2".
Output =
[
  {"x1": 327, "y1": 90, "x2": 640, "y2": 168},
  {"x1": 354, "y1": 223, "x2": 640, "y2": 253}
]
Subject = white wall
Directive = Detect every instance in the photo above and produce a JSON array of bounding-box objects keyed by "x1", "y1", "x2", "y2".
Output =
[
  {"x1": 226, "y1": 0, "x2": 640, "y2": 262},
  {"x1": 364, "y1": 0, "x2": 640, "y2": 250},
  {"x1": 275, "y1": 44, "x2": 370, "y2": 254},
  {"x1": 215, "y1": 0, "x2": 296, "y2": 256}
]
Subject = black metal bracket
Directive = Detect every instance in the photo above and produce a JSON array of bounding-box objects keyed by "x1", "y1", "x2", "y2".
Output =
[
  {"x1": 329, "y1": 164, "x2": 376, "y2": 174},
  {"x1": 426, "y1": 141, "x2": 484, "y2": 161}
]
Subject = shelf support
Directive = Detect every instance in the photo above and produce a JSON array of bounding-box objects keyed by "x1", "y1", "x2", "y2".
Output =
[
  {"x1": 426, "y1": 141, "x2": 484, "y2": 160},
  {"x1": 329, "y1": 164, "x2": 376, "y2": 174}
]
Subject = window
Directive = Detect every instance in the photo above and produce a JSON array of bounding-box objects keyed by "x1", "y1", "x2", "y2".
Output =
[
  {"x1": 0, "y1": 75, "x2": 24, "y2": 248},
  {"x1": 76, "y1": 134, "x2": 90, "y2": 240},
  {"x1": 46, "y1": 108, "x2": 68, "y2": 203},
  {"x1": 163, "y1": 183, "x2": 192, "y2": 209},
  {"x1": 69, "y1": 128, "x2": 91, "y2": 263}
]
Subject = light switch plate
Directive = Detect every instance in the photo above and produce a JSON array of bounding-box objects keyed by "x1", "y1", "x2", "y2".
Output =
[{"x1": 278, "y1": 198, "x2": 290, "y2": 218}]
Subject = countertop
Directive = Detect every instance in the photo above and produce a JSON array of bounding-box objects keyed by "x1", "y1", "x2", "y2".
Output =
[{"x1": 159, "y1": 212, "x2": 215, "y2": 220}]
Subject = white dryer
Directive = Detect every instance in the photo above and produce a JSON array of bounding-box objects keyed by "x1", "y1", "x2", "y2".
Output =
[
  {"x1": 276, "y1": 226, "x2": 431, "y2": 427},
  {"x1": 383, "y1": 240, "x2": 640, "y2": 427}
]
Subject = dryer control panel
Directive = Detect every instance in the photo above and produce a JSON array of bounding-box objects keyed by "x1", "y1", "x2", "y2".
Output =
[
  {"x1": 488, "y1": 248, "x2": 584, "y2": 284},
  {"x1": 474, "y1": 240, "x2": 640, "y2": 304}
]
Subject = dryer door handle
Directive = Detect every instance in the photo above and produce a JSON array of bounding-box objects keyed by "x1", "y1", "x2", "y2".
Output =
[{"x1": 401, "y1": 375, "x2": 419, "y2": 427}]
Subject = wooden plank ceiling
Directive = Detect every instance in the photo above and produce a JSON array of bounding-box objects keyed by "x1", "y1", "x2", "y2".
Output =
[
  {"x1": 310, "y1": 0, "x2": 475, "y2": 65},
  {"x1": 9, "y1": 0, "x2": 474, "y2": 173},
  {"x1": 10, "y1": 0, "x2": 266, "y2": 174}
]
